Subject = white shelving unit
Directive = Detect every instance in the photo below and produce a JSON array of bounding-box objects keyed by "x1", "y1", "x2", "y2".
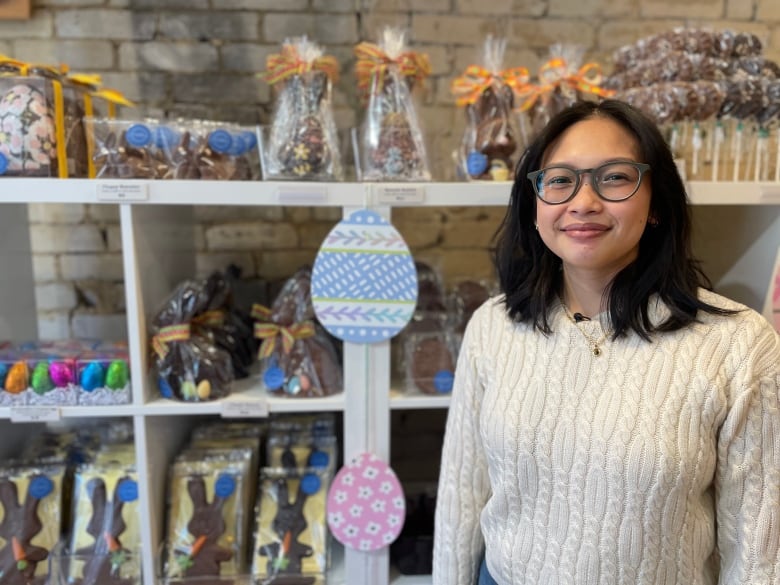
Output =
[{"x1": 0, "y1": 179, "x2": 778, "y2": 585}]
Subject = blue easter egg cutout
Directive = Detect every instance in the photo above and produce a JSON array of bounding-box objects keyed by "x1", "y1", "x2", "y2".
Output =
[{"x1": 311, "y1": 209, "x2": 417, "y2": 344}]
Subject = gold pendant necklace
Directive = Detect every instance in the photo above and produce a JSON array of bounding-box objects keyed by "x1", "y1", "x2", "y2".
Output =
[{"x1": 559, "y1": 297, "x2": 611, "y2": 356}]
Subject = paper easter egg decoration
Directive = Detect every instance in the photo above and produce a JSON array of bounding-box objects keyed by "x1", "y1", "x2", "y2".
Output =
[
  {"x1": 327, "y1": 452, "x2": 406, "y2": 551},
  {"x1": 0, "y1": 83, "x2": 57, "y2": 176},
  {"x1": 311, "y1": 209, "x2": 417, "y2": 343}
]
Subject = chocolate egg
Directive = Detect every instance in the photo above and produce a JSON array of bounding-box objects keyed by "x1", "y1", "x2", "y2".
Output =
[
  {"x1": 31, "y1": 362, "x2": 54, "y2": 395},
  {"x1": 299, "y1": 373, "x2": 312, "y2": 392},
  {"x1": 105, "y1": 360, "x2": 129, "y2": 390},
  {"x1": 80, "y1": 361, "x2": 105, "y2": 392},
  {"x1": 4, "y1": 361, "x2": 28, "y2": 394},
  {"x1": 0, "y1": 83, "x2": 57, "y2": 176},
  {"x1": 196, "y1": 379, "x2": 211, "y2": 400},
  {"x1": 49, "y1": 361, "x2": 73, "y2": 387},
  {"x1": 285, "y1": 375, "x2": 302, "y2": 396},
  {"x1": 181, "y1": 380, "x2": 197, "y2": 401}
]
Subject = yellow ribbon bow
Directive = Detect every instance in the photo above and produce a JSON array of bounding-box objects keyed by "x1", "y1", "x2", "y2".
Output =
[
  {"x1": 251, "y1": 303, "x2": 315, "y2": 359},
  {"x1": 354, "y1": 42, "x2": 431, "y2": 93},
  {"x1": 263, "y1": 43, "x2": 340, "y2": 85},
  {"x1": 519, "y1": 57, "x2": 615, "y2": 113},
  {"x1": 451, "y1": 65, "x2": 533, "y2": 107},
  {"x1": 192, "y1": 310, "x2": 226, "y2": 328},
  {"x1": 152, "y1": 324, "x2": 191, "y2": 359}
]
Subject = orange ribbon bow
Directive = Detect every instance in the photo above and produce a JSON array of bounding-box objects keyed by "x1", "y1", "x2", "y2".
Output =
[
  {"x1": 152, "y1": 324, "x2": 191, "y2": 359},
  {"x1": 263, "y1": 43, "x2": 340, "y2": 85},
  {"x1": 192, "y1": 310, "x2": 226, "y2": 328},
  {"x1": 251, "y1": 304, "x2": 315, "y2": 359},
  {"x1": 451, "y1": 65, "x2": 533, "y2": 107},
  {"x1": 518, "y1": 57, "x2": 615, "y2": 112},
  {"x1": 354, "y1": 42, "x2": 431, "y2": 93}
]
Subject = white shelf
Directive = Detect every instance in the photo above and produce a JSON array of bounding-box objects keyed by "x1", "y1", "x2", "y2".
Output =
[
  {"x1": 391, "y1": 573, "x2": 433, "y2": 585},
  {"x1": 390, "y1": 389, "x2": 451, "y2": 410},
  {"x1": 3, "y1": 178, "x2": 779, "y2": 207},
  {"x1": 0, "y1": 403, "x2": 137, "y2": 419}
]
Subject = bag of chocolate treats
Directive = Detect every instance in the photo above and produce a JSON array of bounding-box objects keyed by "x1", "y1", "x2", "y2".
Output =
[
  {"x1": 253, "y1": 267, "x2": 342, "y2": 398},
  {"x1": 150, "y1": 280, "x2": 234, "y2": 402},
  {"x1": 452, "y1": 36, "x2": 530, "y2": 181},
  {"x1": 260, "y1": 36, "x2": 342, "y2": 181},
  {"x1": 354, "y1": 27, "x2": 431, "y2": 181}
]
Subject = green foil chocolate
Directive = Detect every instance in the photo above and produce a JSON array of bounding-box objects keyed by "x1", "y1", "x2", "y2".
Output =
[
  {"x1": 31, "y1": 362, "x2": 54, "y2": 395},
  {"x1": 105, "y1": 360, "x2": 129, "y2": 390}
]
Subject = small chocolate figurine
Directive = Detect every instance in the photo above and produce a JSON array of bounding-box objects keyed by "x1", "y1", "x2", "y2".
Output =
[{"x1": 0, "y1": 476, "x2": 51, "y2": 585}]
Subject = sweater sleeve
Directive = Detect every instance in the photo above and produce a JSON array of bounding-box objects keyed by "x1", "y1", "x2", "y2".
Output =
[
  {"x1": 716, "y1": 323, "x2": 780, "y2": 584},
  {"x1": 433, "y1": 305, "x2": 492, "y2": 585}
]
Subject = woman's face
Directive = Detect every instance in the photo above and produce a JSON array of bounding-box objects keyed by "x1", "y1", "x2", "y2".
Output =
[{"x1": 534, "y1": 116, "x2": 653, "y2": 280}]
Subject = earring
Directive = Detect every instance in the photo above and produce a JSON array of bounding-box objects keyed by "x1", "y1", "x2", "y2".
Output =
[
  {"x1": 648, "y1": 218, "x2": 658, "y2": 227},
  {"x1": 534, "y1": 223, "x2": 539, "y2": 231}
]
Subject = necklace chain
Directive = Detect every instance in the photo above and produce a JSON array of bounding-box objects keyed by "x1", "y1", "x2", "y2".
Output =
[{"x1": 559, "y1": 296, "x2": 611, "y2": 356}]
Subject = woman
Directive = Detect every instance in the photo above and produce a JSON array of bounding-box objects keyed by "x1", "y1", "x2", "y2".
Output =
[{"x1": 432, "y1": 100, "x2": 780, "y2": 585}]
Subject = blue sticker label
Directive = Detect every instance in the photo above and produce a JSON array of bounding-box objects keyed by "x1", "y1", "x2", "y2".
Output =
[
  {"x1": 228, "y1": 134, "x2": 246, "y2": 156},
  {"x1": 0, "y1": 153, "x2": 8, "y2": 175},
  {"x1": 158, "y1": 376, "x2": 174, "y2": 399},
  {"x1": 240, "y1": 130, "x2": 258, "y2": 150},
  {"x1": 466, "y1": 151, "x2": 488, "y2": 177},
  {"x1": 29, "y1": 475, "x2": 54, "y2": 499},
  {"x1": 154, "y1": 126, "x2": 179, "y2": 149},
  {"x1": 125, "y1": 124, "x2": 152, "y2": 148},
  {"x1": 301, "y1": 473, "x2": 321, "y2": 495},
  {"x1": 309, "y1": 450, "x2": 329, "y2": 469},
  {"x1": 117, "y1": 479, "x2": 138, "y2": 503},
  {"x1": 433, "y1": 370, "x2": 454, "y2": 393},
  {"x1": 215, "y1": 474, "x2": 236, "y2": 498},
  {"x1": 263, "y1": 366, "x2": 285, "y2": 390},
  {"x1": 208, "y1": 130, "x2": 232, "y2": 153}
]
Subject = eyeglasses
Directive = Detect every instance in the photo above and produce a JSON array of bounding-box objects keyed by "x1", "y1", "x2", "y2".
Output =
[{"x1": 527, "y1": 161, "x2": 651, "y2": 204}]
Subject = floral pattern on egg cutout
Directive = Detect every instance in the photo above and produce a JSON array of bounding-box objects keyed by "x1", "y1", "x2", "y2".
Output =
[
  {"x1": 312, "y1": 209, "x2": 417, "y2": 344},
  {"x1": 327, "y1": 452, "x2": 406, "y2": 551},
  {"x1": 0, "y1": 83, "x2": 57, "y2": 176}
]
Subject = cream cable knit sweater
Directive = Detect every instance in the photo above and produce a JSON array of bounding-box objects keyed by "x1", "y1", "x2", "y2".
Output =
[{"x1": 433, "y1": 290, "x2": 780, "y2": 585}]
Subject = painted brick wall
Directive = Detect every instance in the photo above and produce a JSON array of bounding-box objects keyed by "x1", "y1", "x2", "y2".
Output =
[{"x1": 15, "y1": 0, "x2": 780, "y2": 338}]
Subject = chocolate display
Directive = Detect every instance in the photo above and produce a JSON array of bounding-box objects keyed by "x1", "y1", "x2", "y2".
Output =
[
  {"x1": 151, "y1": 280, "x2": 234, "y2": 402},
  {"x1": 450, "y1": 279, "x2": 491, "y2": 333},
  {"x1": 405, "y1": 334, "x2": 456, "y2": 395},
  {"x1": 355, "y1": 27, "x2": 431, "y2": 181},
  {"x1": 256, "y1": 267, "x2": 342, "y2": 398}
]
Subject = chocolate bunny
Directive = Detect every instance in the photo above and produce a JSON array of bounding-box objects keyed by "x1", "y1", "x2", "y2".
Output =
[
  {"x1": 0, "y1": 476, "x2": 50, "y2": 585},
  {"x1": 174, "y1": 476, "x2": 233, "y2": 585},
  {"x1": 74, "y1": 477, "x2": 135, "y2": 585}
]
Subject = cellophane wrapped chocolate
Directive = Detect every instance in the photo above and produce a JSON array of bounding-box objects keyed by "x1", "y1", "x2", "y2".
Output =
[
  {"x1": 261, "y1": 36, "x2": 342, "y2": 181},
  {"x1": 355, "y1": 27, "x2": 431, "y2": 181},
  {"x1": 254, "y1": 267, "x2": 342, "y2": 398},
  {"x1": 0, "y1": 63, "x2": 67, "y2": 177},
  {"x1": 452, "y1": 36, "x2": 525, "y2": 181},
  {"x1": 151, "y1": 280, "x2": 234, "y2": 402}
]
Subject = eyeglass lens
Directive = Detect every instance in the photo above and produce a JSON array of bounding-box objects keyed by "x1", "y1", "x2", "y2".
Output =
[{"x1": 535, "y1": 162, "x2": 643, "y2": 203}]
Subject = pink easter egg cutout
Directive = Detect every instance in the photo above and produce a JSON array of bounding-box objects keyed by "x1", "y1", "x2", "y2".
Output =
[{"x1": 327, "y1": 452, "x2": 406, "y2": 551}]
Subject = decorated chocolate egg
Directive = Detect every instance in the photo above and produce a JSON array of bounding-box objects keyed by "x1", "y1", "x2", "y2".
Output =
[
  {"x1": 196, "y1": 379, "x2": 211, "y2": 400},
  {"x1": 312, "y1": 209, "x2": 417, "y2": 344},
  {"x1": 105, "y1": 360, "x2": 129, "y2": 390},
  {"x1": 0, "y1": 83, "x2": 57, "y2": 176},
  {"x1": 80, "y1": 361, "x2": 105, "y2": 392},
  {"x1": 181, "y1": 379, "x2": 197, "y2": 401},
  {"x1": 31, "y1": 362, "x2": 54, "y2": 395},
  {"x1": 4, "y1": 361, "x2": 28, "y2": 394},
  {"x1": 49, "y1": 361, "x2": 74, "y2": 387}
]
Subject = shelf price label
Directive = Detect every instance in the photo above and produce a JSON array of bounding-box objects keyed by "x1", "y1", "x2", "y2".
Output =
[
  {"x1": 221, "y1": 399, "x2": 268, "y2": 419},
  {"x1": 759, "y1": 186, "x2": 780, "y2": 203},
  {"x1": 96, "y1": 182, "x2": 149, "y2": 202},
  {"x1": 10, "y1": 406, "x2": 61, "y2": 423},
  {"x1": 277, "y1": 185, "x2": 328, "y2": 205},
  {"x1": 373, "y1": 184, "x2": 426, "y2": 204}
]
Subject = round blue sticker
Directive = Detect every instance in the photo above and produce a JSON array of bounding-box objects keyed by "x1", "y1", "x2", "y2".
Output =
[
  {"x1": 208, "y1": 130, "x2": 233, "y2": 153},
  {"x1": 433, "y1": 370, "x2": 454, "y2": 393},
  {"x1": 263, "y1": 366, "x2": 285, "y2": 390},
  {"x1": 240, "y1": 130, "x2": 258, "y2": 150},
  {"x1": 154, "y1": 126, "x2": 179, "y2": 149},
  {"x1": 0, "y1": 153, "x2": 8, "y2": 175},
  {"x1": 158, "y1": 376, "x2": 174, "y2": 399},
  {"x1": 466, "y1": 151, "x2": 488, "y2": 176},
  {"x1": 309, "y1": 450, "x2": 329, "y2": 469},
  {"x1": 228, "y1": 134, "x2": 246, "y2": 156},
  {"x1": 117, "y1": 478, "x2": 138, "y2": 503},
  {"x1": 300, "y1": 473, "x2": 321, "y2": 495},
  {"x1": 215, "y1": 474, "x2": 236, "y2": 498},
  {"x1": 29, "y1": 476, "x2": 54, "y2": 499},
  {"x1": 125, "y1": 124, "x2": 152, "y2": 148}
]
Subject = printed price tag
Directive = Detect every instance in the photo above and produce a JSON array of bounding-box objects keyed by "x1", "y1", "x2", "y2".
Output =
[
  {"x1": 277, "y1": 185, "x2": 328, "y2": 205},
  {"x1": 96, "y1": 182, "x2": 149, "y2": 202},
  {"x1": 221, "y1": 399, "x2": 268, "y2": 419},
  {"x1": 373, "y1": 184, "x2": 426, "y2": 204},
  {"x1": 10, "y1": 406, "x2": 61, "y2": 423}
]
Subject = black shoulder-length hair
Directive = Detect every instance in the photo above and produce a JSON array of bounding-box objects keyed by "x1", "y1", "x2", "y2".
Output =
[{"x1": 494, "y1": 99, "x2": 735, "y2": 340}]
